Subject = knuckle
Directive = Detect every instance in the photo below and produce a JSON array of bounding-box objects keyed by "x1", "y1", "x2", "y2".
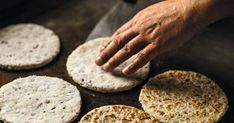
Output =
[
  {"x1": 122, "y1": 45, "x2": 133, "y2": 54},
  {"x1": 114, "y1": 37, "x2": 125, "y2": 47},
  {"x1": 150, "y1": 41, "x2": 159, "y2": 47},
  {"x1": 149, "y1": 39, "x2": 162, "y2": 49},
  {"x1": 114, "y1": 30, "x2": 121, "y2": 36},
  {"x1": 100, "y1": 52, "x2": 109, "y2": 60},
  {"x1": 116, "y1": 42, "x2": 123, "y2": 48},
  {"x1": 108, "y1": 57, "x2": 118, "y2": 66},
  {"x1": 137, "y1": 52, "x2": 147, "y2": 62}
]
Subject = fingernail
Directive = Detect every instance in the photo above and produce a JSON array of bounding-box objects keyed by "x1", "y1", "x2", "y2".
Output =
[{"x1": 95, "y1": 56, "x2": 102, "y2": 66}]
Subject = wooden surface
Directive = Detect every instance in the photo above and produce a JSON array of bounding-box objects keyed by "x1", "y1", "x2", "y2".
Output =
[{"x1": 0, "y1": 0, "x2": 233, "y2": 122}]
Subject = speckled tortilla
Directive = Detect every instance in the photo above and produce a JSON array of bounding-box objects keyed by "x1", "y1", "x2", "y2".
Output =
[
  {"x1": 0, "y1": 24, "x2": 60, "y2": 70},
  {"x1": 139, "y1": 70, "x2": 228, "y2": 123},
  {"x1": 80, "y1": 105, "x2": 158, "y2": 123},
  {"x1": 0, "y1": 76, "x2": 81, "y2": 123},
  {"x1": 66, "y1": 37, "x2": 150, "y2": 93}
]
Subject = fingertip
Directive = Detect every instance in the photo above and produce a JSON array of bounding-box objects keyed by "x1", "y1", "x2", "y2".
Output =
[
  {"x1": 95, "y1": 56, "x2": 104, "y2": 66},
  {"x1": 122, "y1": 67, "x2": 131, "y2": 75},
  {"x1": 102, "y1": 63, "x2": 112, "y2": 72}
]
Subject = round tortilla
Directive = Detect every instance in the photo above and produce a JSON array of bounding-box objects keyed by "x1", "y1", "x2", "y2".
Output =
[
  {"x1": 0, "y1": 24, "x2": 60, "y2": 70},
  {"x1": 66, "y1": 37, "x2": 150, "y2": 93},
  {"x1": 80, "y1": 105, "x2": 158, "y2": 123},
  {"x1": 139, "y1": 70, "x2": 228, "y2": 123},
  {"x1": 0, "y1": 76, "x2": 81, "y2": 123}
]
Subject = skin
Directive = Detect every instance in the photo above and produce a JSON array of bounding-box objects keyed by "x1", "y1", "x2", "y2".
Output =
[{"x1": 96, "y1": 0, "x2": 234, "y2": 75}]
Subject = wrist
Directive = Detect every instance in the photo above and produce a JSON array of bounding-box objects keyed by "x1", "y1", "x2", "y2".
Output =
[{"x1": 180, "y1": 0, "x2": 234, "y2": 27}]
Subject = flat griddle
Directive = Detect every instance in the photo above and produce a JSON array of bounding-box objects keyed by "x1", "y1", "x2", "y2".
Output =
[{"x1": 0, "y1": 0, "x2": 233, "y2": 122}]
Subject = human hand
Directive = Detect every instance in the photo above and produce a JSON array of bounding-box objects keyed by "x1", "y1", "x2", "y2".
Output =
[{"x1": 95, "y1": 0, "x2": 221, "y2": 75}]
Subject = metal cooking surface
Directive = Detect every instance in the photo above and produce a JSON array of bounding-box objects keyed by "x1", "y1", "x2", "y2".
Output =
[{"x1": 0, "y1": 0, "x2": 233, "y2": 122}]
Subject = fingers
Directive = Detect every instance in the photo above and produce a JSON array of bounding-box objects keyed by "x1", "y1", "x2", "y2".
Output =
[
  {"x1": 100, "y1": 39, "x2": 111, "y2": 52},
  {"x1": 100, "y1": 21, "x2": 133, "y2": 52},
  {"x1": 95, "y1": 29, "x2": 138, "y2": 66},
  {"x1": 112, "y1": 21, "x2": 133, "y2": 37},
  {"x1": 123, "y1": 43, "x2": 159, "y2": 75},
  {"x1": 102, "y1": 35, "x2": 147, "y2": 72}
]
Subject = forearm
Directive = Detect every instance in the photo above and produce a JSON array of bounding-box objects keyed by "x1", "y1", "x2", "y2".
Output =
[{"x1": 180, "y1": 0, "x2": 234, "y2": 26}]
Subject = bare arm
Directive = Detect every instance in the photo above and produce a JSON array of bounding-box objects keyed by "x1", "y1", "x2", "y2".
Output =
[{"x1": 96, "y1": 0, "x2": 234, "y2": 75}]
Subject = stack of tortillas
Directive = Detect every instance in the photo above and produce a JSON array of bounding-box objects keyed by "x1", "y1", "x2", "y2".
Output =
[
  {"x1": 139, "y1": 70, "x2": 228, "y2": 123},
  {"x1": 80, "y1": 105, "x2": 159, "y2": 123},
  {"x1": 0, "y1": 24, "x2": 60, "y2": 70},
  {"x1": 0, "y1": 76, "x2": 81, "y2": 123},
  {"x1": 66, "y1": 37, "x2": 150, "y2": 93}
]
